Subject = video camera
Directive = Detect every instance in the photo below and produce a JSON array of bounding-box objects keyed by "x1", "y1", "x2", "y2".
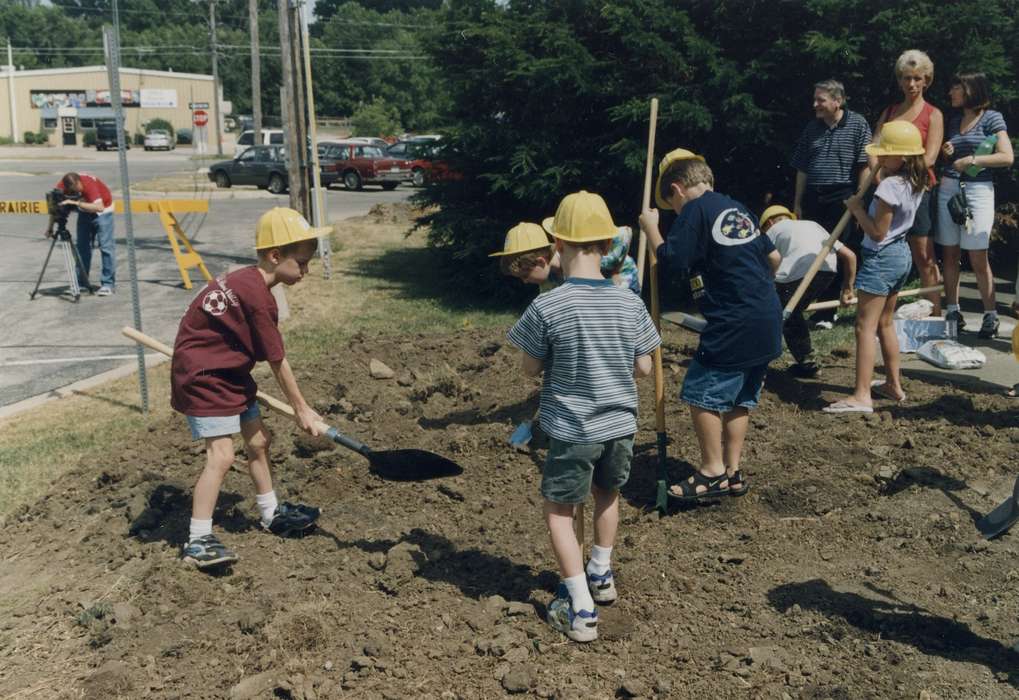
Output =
[{"x1": 46, "y1": 188, "x2": 80, "y2": 233}]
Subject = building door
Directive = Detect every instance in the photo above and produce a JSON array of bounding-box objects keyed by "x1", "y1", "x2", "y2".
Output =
[{"x1": 61, "y1": 117, "x2": 77, "y2": 146}]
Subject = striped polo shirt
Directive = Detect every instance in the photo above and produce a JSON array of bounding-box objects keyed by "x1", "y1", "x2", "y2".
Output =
[
  {"x1": 508, "y1": 278, "x2": 661, "y2": 443},
  {"x1": 942, "y1": 110, "x2": 1007, "y2": 183},
  {"x1": 790, "y1": 109, "x2": 872, "y2": 186}
]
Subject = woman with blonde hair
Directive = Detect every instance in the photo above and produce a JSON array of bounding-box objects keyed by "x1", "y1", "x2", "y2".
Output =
[{"x1": 870, "y1": 49, "x2": 943, "y2": 315}]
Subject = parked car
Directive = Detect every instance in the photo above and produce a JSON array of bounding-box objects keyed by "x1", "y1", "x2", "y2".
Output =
[
  {"x1": 176, "y1": 128, "x2": 193, "y2": 145},
  {"x1": 208, "y1": 145, "x2": 289, "y2": 194},
  {"x1": 385, "y1": 137, "x2": 457, "y2": 187},
  {"x1": 144, "y1": 130, "x2": 175, "y2": 151},
  {"x1": 317, "y1": 140, "x2": 411, "y2": 191},
  {"x1": 346, "y1": 136, "x2": 392, "y2": 150},
  {"x1": 95, "y1": 121, "x2": 129, "y2": 151},
  {"x1": 236, "y1": 129, "x2": 285, "y2": 147}
]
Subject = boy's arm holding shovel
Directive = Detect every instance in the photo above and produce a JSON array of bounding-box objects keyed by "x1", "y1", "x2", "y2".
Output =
[{"x1": 269, "y1": 358, "x2": 322, "y2": 436}]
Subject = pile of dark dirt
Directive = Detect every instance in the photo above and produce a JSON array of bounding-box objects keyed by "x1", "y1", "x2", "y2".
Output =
[{"x1": 1, "y1": 325, "x2": 1019, "y2": 699}]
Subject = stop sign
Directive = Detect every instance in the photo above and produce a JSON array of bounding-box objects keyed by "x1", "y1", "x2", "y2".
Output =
[{"x1": 193, "y1": 109, "x2": 208, "y2": 127}]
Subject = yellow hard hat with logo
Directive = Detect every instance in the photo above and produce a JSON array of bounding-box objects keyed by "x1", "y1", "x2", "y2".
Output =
[
  {"x1": 255, "y1": 207, "x2": 332, "y2": 250},
  {"x1": 865, "y1": 121, "x2": 924, "y2": 157},
  {"x1": 760, "y1": 204, "x2": 797, "y2": 230},
  {"x1": 541, "y1": 191, "x2": 617, "y2": 243},
  {"x1": 655, "y1": 148, "x2": 706, "y2": 208},
  {"x1": 488, "y1": 222, "x2": 551, "y2": 257}
]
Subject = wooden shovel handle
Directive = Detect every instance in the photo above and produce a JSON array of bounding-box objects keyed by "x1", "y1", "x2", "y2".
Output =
[
  {"x1": 121, "y1": 326, "x2": 330, "y2": 434},
  {"x1": 782, "y1": 169, "x2": 876, "y2": 318},
  {"x1": 636, "y1": 98, "x2": 659, "y2": 292}
]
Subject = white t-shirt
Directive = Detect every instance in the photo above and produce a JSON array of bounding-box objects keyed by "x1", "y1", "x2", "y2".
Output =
[
  {"x1": 863, "y1": 175, "x2": 923, "y2": 251},
  {"x1": 767, "y1": 219, "x2": 842, "y2": 283}
]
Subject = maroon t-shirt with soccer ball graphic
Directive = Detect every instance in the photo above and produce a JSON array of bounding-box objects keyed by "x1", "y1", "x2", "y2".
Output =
[{"x1": 171, "y1": 266, "x2": 285, "y2": 417}]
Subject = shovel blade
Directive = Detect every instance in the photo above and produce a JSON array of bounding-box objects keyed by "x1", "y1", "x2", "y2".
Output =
[
  {"x1": 509, "y1": 420, "x2": 533, "y2": 450},
  {"x1": 976, "y1": 477, "x2": 1019, "y2": 539},
  {"x1": 367, "y1": 449, "x2": 463, "y2": 481}
]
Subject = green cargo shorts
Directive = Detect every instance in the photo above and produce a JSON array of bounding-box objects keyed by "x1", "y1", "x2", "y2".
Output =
[{"x1": 541, "y1": 435, "x2": 635, "y2": 505}]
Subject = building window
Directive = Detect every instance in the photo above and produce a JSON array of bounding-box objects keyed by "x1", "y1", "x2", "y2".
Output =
[
  {"x1": 42, "y1": 118, "x2": 57, "y2": 129},
  {"x1": 80, "y1": 118, "x2": 94, "y2": 128}
]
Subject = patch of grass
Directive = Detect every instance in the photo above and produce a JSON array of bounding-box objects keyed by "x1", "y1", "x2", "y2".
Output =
[{"x1": 75, "y1": 601, "x2": 114, "y2": 648}]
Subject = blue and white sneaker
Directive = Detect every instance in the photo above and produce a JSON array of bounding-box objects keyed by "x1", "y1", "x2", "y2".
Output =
[
  {"x1": 547, "y1": 583, "x2": 598, "y2": 642},
  {"x1": 262, "y1": 502, "x2": 320, "y2": 537},
  {"x1": 181, "y1": 534, "x2": 238, "y2": 568},
  {"x1": 587, "y1": 569, "x2": 617, "y2": 604}
]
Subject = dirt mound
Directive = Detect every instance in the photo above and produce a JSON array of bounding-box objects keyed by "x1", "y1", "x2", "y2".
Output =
[{"x1": 2, "y1": 325, "x2": 1019, "y2": 698}]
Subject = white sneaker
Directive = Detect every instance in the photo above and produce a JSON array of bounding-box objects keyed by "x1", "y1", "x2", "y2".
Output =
[
  {"x1": 96, "y1": 286, "x2": 113, "y2": 297},
  {"x1": 814, "y1": 320, "x2": 834, "y2": 330},
  {"x1": 587, "y1": 569, "x2": 618, "y2": 604}
]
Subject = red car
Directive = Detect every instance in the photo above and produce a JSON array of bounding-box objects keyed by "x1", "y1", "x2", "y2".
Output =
[
  {"x1": 385, "y1": 138, "x2": 460, "y2": 186},
  {"x1": 317, "y1": 140, "x2": 412, "y2": 191}
]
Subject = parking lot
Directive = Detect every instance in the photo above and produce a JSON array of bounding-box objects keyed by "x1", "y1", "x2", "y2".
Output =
[{"x1": 0, "y1": 145, "x2": 411, "y2": 411}]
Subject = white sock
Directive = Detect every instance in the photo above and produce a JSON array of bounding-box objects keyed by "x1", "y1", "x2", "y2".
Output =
[
  {"x1": 947, "y1": 304, "x2": 960, "y2": 313},
  {"x1": 587, "y1": 545, "x2": 613, "y2": 576},
  {"x1": 256, "y1": 491, "x2": 279, "y2": 526},
  {"x1": 563, "y1": 573, "x2": 595, "y2": 613},
  {"x1": 189, "y1": 518, "x2": 212, "y2": 543}
]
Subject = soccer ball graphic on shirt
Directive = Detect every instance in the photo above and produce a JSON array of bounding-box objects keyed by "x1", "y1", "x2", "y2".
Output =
[{"x1": 202, "y1": 289, "x2": 230, "y2": 316}]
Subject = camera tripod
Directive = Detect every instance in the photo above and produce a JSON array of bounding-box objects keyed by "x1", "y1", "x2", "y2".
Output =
[{"x1": 30, "y1": 223, "x2": 93, "y2": 302}]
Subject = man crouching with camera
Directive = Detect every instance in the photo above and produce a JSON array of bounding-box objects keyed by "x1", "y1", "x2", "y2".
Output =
[{"x1": 45, "y1": 172, "x2": 116, "y2": 296}]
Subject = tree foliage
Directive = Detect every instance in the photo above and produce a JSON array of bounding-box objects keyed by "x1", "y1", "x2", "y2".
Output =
[
  {"x1": 350, "y1": 96, "x2": 401, "y2": 137},
  {"x1": 418, "y1": 0, "x2": 1019, "y2": 294}
]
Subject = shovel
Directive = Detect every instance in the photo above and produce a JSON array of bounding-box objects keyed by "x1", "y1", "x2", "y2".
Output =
[
  {"x1": 976, "y1": 477, "x2": 1019, "y2": 539},
  {"x1": 122, "y1": 327, "x2": 463, "y2": 481}
]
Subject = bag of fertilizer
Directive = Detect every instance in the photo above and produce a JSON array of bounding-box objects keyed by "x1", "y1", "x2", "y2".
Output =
[
  {"x1": 893, "y1": 318, "x2": 951, "y2": 353},
  {"x1": 916, "y1": 339, "x2": 986, "y2": 369},
  {"x1": 894, "y1": 299, "x2": 934, "y2": 320}
]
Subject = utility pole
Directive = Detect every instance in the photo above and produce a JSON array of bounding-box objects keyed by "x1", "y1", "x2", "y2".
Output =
[
  {"x1": 248, "y1": 0, "x2": 261, "y2": 138},
  {"x1": 289, "y1": 1, "x2": 309, "y2": 214},
  {"x1": 277, "y1": 0, "x2": 306, "y2": 215},
  {"x1": 210, "y1": 0, "x2": 223, "y2": 155},
  {"x1": 5, "y1": 38, "x2": 18, "y2": 143},
  {"x1": 298, "y1": 0, "x2": 330, "y2": 277}
]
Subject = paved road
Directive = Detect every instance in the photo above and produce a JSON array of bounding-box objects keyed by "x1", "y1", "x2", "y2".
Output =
[{"x1": 0, "y1": 148, "x2": 411, "y2": 408}]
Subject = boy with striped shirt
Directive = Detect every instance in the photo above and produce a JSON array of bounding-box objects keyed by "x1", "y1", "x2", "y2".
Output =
[{"x1": 508, "y1": 191, "x2": 660, "y2": 642}]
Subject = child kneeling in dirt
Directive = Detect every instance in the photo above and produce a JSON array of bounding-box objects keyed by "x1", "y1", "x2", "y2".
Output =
[
  {"x1": 761, "y1": 204, "x2": 858, "y2": 378},
  {"x1": 640, "y1": 149, "x2": 782, "y2": 501},
  {"x1": 491, "y1": 221, "x2": 642, "y2": 293},
  {"x1": 508, "y1": 191, "x2": 660, "y2": 642},
  {"x1": 171, "y1": 207, "x2": 327, "y2": 569}
]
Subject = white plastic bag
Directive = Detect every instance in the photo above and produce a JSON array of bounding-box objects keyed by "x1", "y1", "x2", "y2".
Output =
[
  {"x1": 894, "y1": 299, "x2": 933, "y2": 320},
  {"x1": 916, "y1": 339, "x2": 986, "y2": 369},
  {"x1": 893, "y1": 318, "x2": 951, "y2": 353}
]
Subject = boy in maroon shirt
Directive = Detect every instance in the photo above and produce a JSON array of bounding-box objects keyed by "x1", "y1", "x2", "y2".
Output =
[{"x1": 172, "y1": 207, "x2": 327, "y2": 568}]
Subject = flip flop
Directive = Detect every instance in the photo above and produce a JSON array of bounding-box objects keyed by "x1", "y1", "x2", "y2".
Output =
[
  {"x1": 1005, "y1": 383, "x2": 1019, "y2": 399},
  {"x1": 870, "y1": 380, "x2": 906, "y2": 403},
  {"x1": 823, "y1": 400, "x2": 873, "y2": 414}
]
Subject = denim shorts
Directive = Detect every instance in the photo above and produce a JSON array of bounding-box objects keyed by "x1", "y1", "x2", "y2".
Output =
[
  {"x1": 186, "y1": 402, "x2": 261, "y2": 441},
  {"x1": 680, "y1": 358, "x2": 767, "y2": 413},
  {"x1": 856, "y1": 238, "x2": 911, "y2": 297},
  {"x1": 542, "y1": 435, "x2": 634, "y2": 504}
]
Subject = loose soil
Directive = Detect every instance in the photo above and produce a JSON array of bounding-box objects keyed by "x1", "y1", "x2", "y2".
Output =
[{"x1": 3, "y1": 233, "x2": 1019, "y2": 699}]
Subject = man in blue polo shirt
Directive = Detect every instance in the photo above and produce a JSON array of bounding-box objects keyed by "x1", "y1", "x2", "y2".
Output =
[{"x1": 790, "y1": 79, "x2": 871, "y2": 324}]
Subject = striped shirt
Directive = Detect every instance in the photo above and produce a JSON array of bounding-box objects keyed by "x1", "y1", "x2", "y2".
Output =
[
  {"x1": 508, "y1": 278, "x2": 661, "y2": 443},
  {"x1": 790, "y1": 110, "x2": 871, "y2": 186},
  {"x1": 942, "y1": 109, "x2": 1007, "y2": 183}
]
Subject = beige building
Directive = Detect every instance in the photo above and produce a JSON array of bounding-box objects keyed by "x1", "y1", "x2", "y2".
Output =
[{"x1": 0, "y1": 65, "x2": 219, "y2": 146}]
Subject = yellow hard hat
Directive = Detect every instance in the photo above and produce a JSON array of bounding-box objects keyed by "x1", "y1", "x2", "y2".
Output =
[
  {"x1": 865, "y1": 121, "x2": 924, "y2": 157},
  {"x1": 488, "y1": 222, "x2": 551, "y2": 257},
  {"x1": 655, "y1": 148, "x2": 706, "y2": 208},
  {"x1": 760, "y1": 204, "x2": 796, "y2": 229},
  {"x1": 255, "y1": 207, "x2": 332, "y2": 250},
  {"x1": 542, "y1": 191, "x2": 617, "y2": 243}
]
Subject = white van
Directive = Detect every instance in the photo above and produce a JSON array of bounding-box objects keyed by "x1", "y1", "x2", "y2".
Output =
[{"x1": 236, "y1": 129, "x2": 285, "y2": 147}]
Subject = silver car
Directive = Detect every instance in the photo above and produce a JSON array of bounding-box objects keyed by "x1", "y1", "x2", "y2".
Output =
[{"x1": 144, "y1": 130, "x2": 175, "y2": 151}]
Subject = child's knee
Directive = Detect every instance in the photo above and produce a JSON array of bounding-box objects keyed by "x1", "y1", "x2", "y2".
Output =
[
  {"x1": 205, "y1": 439, "x2": 235, "y2": 472},
  {"x1": 245, "y1": 427, "x2": 272, "y2": 457}
]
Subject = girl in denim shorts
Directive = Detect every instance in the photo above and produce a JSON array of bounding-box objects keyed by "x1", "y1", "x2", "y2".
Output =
[{"x1": 825, "y1": 121, "x2": 927, "y2": 414}]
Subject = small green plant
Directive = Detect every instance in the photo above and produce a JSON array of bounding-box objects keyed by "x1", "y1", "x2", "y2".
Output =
[
  {"x1": 145, "y1": 117, "x2": 174, "y2": 137},
  {"x1": 23, "y1": 131, "x2": 35, "y2": 144},
  {"x1": 82, "y1": 129, "x2": 97, "y2": 147},
  {"x1": 75, "y1": 601, "x2": 114, "y2": 648},
  {"x1": 0, "y1": 135, "x2": 12, "y2": 145}
]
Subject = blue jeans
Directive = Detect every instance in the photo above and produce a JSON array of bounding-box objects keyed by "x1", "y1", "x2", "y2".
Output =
[
  {"x1": 680, "y1": 358, "x2": 767, "y2": 413},
  {"x1": 76, "y1": 211, "x2": 116, "y2": 288}
]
